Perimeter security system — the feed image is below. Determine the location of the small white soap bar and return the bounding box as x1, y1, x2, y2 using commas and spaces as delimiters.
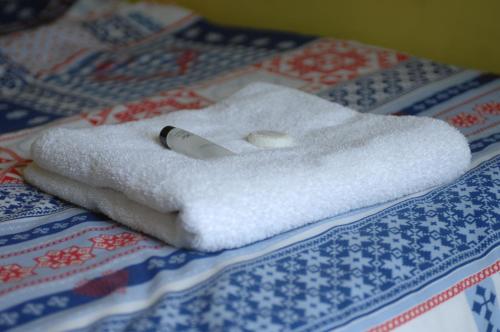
246, 130, 295, 148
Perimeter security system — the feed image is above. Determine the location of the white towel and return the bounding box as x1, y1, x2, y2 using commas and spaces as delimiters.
24, 83, 471, 251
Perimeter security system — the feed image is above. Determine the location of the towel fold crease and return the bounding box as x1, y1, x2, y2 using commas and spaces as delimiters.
24, 83, 471, 251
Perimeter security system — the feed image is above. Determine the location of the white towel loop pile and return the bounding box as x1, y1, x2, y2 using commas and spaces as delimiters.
25, 83, 471, 251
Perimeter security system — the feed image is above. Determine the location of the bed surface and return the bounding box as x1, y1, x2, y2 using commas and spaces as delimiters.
0, 2, 499, 331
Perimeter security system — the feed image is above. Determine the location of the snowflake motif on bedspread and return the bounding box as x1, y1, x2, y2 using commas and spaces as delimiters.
0, 15, 314, 133
40, 18, 315, 103
0, 3, 499, 331
319, 58, 460, 112
255, 38, 409, 90
0, 156, 497, 331
0, 184, 69, 222
42, 39, 284, 102
0, 11, 456, 133
466, 278, 500, 332
79, 158, 499, 332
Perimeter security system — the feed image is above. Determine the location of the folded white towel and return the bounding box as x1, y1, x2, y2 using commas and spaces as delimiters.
24, 83, 471, 251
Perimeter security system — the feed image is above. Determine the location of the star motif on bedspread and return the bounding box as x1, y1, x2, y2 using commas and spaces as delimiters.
90, 232, 143, 251
0, 264, 35, 283
35, 246, 94, 269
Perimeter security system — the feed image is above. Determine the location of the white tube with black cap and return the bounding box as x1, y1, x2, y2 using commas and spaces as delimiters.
159, 126, 235, 159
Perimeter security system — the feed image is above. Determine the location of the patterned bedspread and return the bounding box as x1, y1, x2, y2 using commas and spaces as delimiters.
0, 2, 499, 331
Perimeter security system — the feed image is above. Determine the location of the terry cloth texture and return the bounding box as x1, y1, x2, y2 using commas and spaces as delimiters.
24, 83, 471, 251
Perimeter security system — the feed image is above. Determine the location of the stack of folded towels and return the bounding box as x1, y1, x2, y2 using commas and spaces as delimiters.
24, 83, 471, 251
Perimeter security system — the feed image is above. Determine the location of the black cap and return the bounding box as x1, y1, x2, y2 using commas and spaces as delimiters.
159, 126, 176, 149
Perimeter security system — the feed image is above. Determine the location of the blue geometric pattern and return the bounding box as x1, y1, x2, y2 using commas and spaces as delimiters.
2, 155, 498, 331
126, 12, 163, 33
83, 12, 167, 44
394, 73, 498, 116
173, 19, 315, 51
0, 52, 106, 133
43, 36, 275, 101
0, 83, 106, 133
320, 58, 460, 112
0, 5, 499, 331
0, 211, 104, 247
471, 132, 500, 153
0, 15, 314, 133
82, 15, 148, 45
77, 157, 500, 332
466, 279, 500, 332
0, 184, 70, 222
42, 18, 314, 102
0, 99, 61, 133
0, 51, 30, 92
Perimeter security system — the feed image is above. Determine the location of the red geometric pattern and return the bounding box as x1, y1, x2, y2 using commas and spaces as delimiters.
113, 100, 164, 123
90, 232, 143, 251
255, 39, 409, 86
80, 107, 113, 126
369, 260, 500, 332
449, 112, 485, 128
0, 146, 31, 184
0, 5, 496, 328
434, 89, 500, 136
475, 101, 500, 116
0, 264, 35, 283
157, 89, 213, 110
81, 89, 212, 126
35, 246, 95, 269
113, 89, 211, 123
0, 229, 149, 286
92, 49, 198, 83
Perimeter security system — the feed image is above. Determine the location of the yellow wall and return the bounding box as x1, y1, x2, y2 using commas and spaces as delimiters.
164, 0, 499, 73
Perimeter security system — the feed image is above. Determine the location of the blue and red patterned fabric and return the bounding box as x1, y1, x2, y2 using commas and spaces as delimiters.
0, 2, 499, 331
